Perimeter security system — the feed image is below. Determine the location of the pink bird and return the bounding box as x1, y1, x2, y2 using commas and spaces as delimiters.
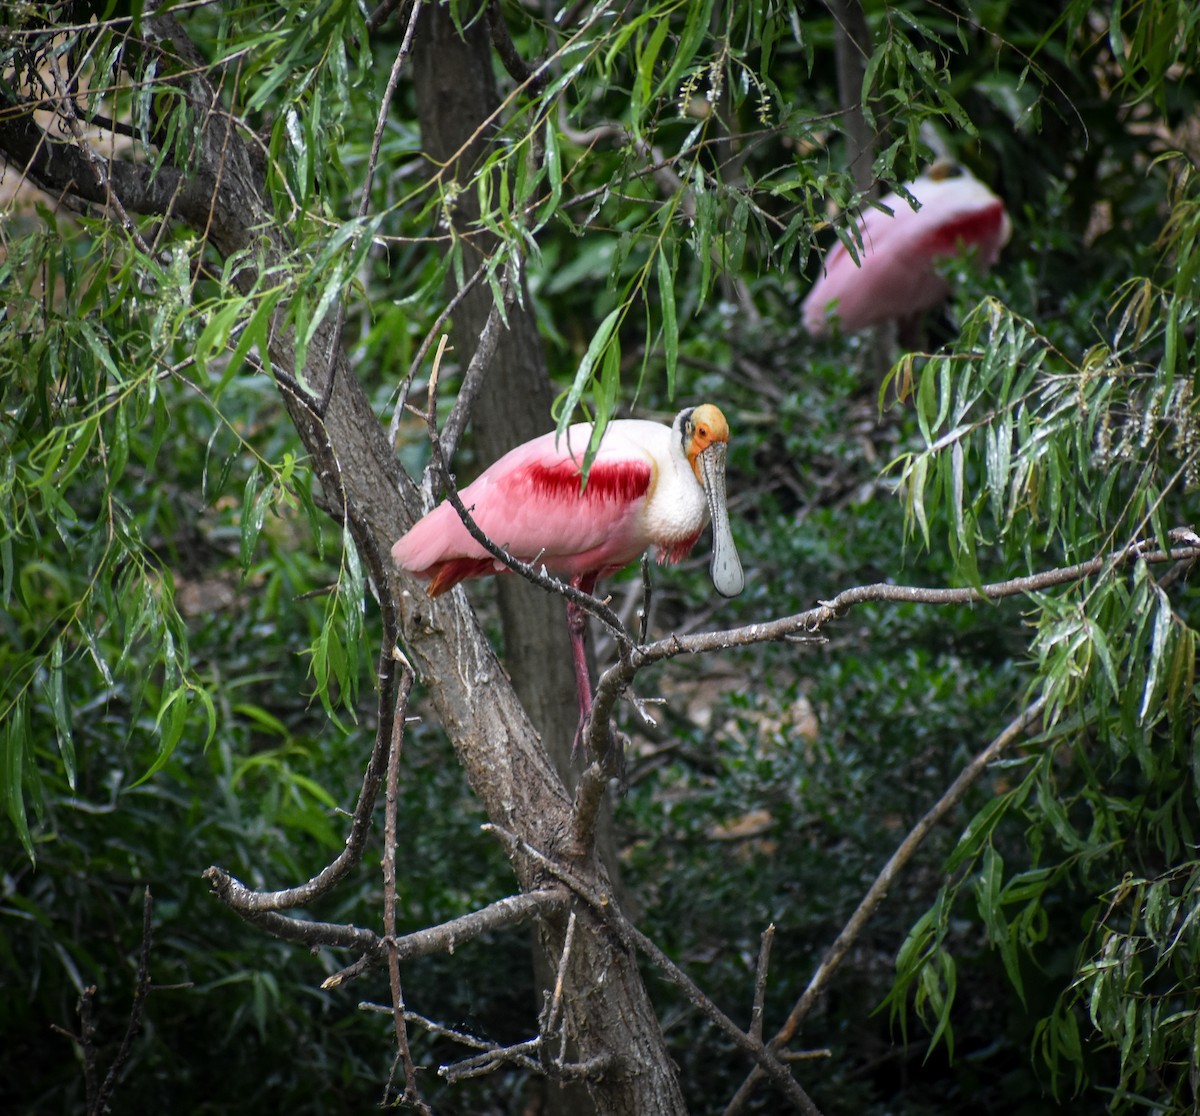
802, 159, 1011, 337
392, 404, 745, 736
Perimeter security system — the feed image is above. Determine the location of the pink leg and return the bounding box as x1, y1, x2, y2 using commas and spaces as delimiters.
567, 573, 598, 752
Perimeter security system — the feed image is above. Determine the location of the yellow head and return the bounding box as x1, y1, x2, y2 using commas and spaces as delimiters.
683, 403, 730, 484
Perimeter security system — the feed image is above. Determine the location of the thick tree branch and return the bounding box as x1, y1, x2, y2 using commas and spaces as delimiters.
0, 109, 212, 222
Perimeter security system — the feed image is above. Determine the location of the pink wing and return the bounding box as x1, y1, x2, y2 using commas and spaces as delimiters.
803, 172, 1010, 335
392, 432, 655, 595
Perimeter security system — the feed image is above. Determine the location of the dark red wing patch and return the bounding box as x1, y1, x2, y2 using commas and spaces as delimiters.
919, 201, 1007, 257
523, 458, 652, 503
426, 557, 497, 597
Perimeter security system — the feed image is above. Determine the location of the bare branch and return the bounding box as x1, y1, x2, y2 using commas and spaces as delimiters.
388, 260, 488, 448
321, 889, 569, 988
381, 659, 428, 1112
367, 0, 410, 33
92, 888, 156, 1115
587, 536, 1200, 753
546, 909, 577, 1065
55, 890, 159, 1116
315, 0, 425, 417
566, 762, 612, 858
78, 989, 100, 1111
484, 824, 822, 1114
203, 653, 396, 913
750, 923, 776, 1043
439, 267, 516, 461
486, 0, 548, 90
722, 697, 1049, 1115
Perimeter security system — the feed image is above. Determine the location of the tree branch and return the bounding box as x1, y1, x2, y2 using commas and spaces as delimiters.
53, 888, 159, 1116
438, 266, 515, 461
582, 534, 1200, 762
381, 657, 428, 1112
203, 646, 399, 913
723, 696, 1049, 1114
322, 889, 568, 988
486, 0, 548, 90
92, 888, 156, 1116
484, 824, 822, 1114
0, 108, 213, 223
316, 0, 425, 418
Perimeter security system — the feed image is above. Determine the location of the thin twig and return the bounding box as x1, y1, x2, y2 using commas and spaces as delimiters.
439, 267, 515, 461
78, 989, 100, 1111
203, 647, 396, 912
541, 907, 576, 1043
42, 59, 152, 255
316, 0, 424, 417
750, 923, 776, 1043
381, 661, 428, 1112
552, 909, 577, 1065
91, 888, 156, 1115
319, 889, 567, 988
388, 260, 488, 448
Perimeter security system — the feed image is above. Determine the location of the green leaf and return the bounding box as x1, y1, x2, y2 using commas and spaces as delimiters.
48, 639, 76, 791
240, 470, 266, 572
657, 248, 678, 399
557, 306, 622, 436
134, 687, 190, 787
2, 699, 34, 863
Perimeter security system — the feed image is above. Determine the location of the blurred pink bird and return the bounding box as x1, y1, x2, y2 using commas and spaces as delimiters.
802, 160, 1011, 337
392, 404, 744, 732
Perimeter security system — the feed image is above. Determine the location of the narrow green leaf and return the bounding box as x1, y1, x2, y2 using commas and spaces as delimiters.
557, 306, 622, 436
240, 471, 265, 572
2, 700, 34, 863
1140, 585, 1172, 724
49, 639, 76, 790
104, 403, 130, 496
657, 248, 678, 399
134, 687, 189, 786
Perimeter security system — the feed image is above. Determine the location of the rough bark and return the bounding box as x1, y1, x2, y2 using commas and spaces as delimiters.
407, 10, 630, 1111
408, 2, 584, 785
0, 8, 687, 1113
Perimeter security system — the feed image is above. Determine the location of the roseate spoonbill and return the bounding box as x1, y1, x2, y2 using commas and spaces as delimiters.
392, 404, 745, 736
802, 159, 1011, 337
